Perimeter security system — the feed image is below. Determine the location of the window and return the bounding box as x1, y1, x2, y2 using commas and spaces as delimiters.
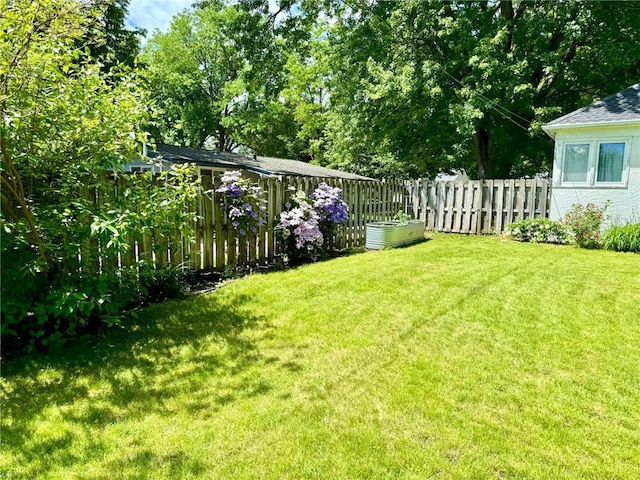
563, 143, 590, 183
596, 142, 625, 183
559, 139, 629, 187
130, 165, 153, 173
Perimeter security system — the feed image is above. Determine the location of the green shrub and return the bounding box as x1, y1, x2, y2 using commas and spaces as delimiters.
0, 271, 127, 352
563, 202, 609, 249
602, 223, 640, 253
505, 218, 569, 244
0, 261, 188, 356
1, 166, 201, 355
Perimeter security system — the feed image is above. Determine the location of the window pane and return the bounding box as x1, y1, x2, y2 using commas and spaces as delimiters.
597, 142, 625, 182
563, 144, 590, 182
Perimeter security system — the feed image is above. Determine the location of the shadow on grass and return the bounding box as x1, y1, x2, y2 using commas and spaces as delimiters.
1, 293, 280, 478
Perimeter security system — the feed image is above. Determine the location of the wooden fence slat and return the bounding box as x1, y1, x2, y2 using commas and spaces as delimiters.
453, 183, 464, 233
473, 181, 484, 234
516, 179, 526, 222
539, 178, 549, 219
426, 181, 436, 229
355, 181, 363, 246
275, 177, 284, 253
495, 180, 505, 234
486, 179, 495, 233
419, 180, 427, 224
201, 177, 214, 270
227, 222, 236, 268
528, 179, 537, 219
505, 179, 516, 226
443, 181, 454, 232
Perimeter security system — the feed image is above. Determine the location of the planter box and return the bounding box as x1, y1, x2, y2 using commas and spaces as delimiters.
365, 220, 425, 249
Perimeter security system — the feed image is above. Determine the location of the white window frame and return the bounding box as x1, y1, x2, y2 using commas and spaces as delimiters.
560, 142, 592, 187
558, 138, 630, 188
594, 140, 630, 187
130, 165, 154, 173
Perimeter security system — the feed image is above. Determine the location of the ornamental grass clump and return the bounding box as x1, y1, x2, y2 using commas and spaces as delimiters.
216, 171, 267, 235
602, 223, 640, 253
563, 202, 609, 249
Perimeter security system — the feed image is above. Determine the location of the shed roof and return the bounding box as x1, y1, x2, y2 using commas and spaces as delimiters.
150, 144, 374, 181
544, 83, 640, 130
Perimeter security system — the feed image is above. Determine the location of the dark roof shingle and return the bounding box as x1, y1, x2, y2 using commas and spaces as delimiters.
545, 83, 640, 128
151, 144, 374, 181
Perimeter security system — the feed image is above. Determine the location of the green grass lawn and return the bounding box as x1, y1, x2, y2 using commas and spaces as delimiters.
2, 234, 640, 479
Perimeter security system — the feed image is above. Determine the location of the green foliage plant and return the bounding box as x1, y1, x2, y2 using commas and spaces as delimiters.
563, 202, 609, 249
0, 1, 201, 353
602, 223, 640, 253
393, 210, 413, 224
506, 218, 569, 244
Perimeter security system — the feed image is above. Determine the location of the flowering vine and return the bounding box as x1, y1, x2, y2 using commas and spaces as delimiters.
277, 183, 349, 264
311, 183, 349, 225
216, 171, 266, 235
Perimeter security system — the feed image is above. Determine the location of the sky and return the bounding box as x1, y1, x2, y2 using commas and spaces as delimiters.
125, 0, 193, 38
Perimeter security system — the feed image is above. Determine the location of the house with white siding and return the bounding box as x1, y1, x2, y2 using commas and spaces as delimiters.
542, 84, 640, 225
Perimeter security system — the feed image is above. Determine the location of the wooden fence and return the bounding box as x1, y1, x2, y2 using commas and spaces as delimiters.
404, 178, 551, 234
119, 175, 406, 272
48, 175, 549, 273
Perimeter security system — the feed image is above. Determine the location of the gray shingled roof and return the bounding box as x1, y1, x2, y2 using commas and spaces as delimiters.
545, 83, 640, 128
150, 144, 374, 181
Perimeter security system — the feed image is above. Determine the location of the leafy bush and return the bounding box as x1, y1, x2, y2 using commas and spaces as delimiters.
0, 2, 204, 356
505, 218, 569, 244
563, 202, 609, 249
602, 223, 640, 253
1, 168, 201, 354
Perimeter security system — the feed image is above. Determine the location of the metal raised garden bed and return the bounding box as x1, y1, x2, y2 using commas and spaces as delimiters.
365, 220, 425, 249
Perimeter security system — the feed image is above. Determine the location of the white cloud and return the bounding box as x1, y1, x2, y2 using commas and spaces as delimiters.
125, 0, 193, 37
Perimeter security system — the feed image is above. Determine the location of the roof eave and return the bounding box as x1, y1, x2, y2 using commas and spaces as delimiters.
542, 119, 640, 139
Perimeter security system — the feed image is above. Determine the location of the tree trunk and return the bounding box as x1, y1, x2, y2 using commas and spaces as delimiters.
474, 125, 490, 180
500, 0, 514, 52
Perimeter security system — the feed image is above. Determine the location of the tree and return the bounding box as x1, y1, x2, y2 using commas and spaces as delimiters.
317, 0, 640, 178
85, 0, 144, 70
142, 0, 309, 157
280, 34, 333, 163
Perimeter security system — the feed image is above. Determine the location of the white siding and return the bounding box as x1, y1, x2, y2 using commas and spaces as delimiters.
550, 124, 640, 225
